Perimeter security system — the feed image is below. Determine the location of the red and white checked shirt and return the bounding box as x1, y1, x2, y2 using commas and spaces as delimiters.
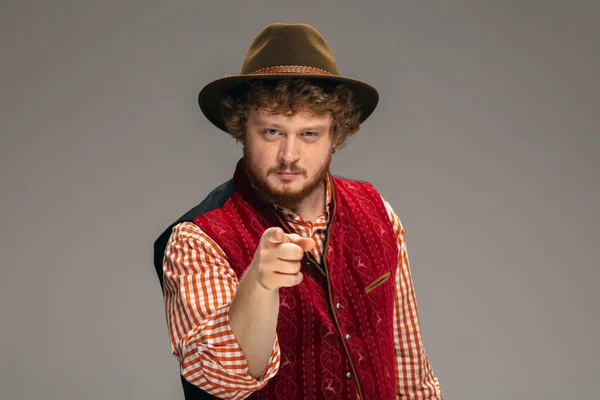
162, 178, 442, 399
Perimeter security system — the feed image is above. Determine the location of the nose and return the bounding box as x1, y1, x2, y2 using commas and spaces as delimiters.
278, 135, 300, 165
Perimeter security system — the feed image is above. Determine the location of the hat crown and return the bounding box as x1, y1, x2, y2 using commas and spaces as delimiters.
198, 23, 378, 133
241, 23, 339, 75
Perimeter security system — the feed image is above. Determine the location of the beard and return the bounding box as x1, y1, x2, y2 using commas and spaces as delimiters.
243, 146, 332, 210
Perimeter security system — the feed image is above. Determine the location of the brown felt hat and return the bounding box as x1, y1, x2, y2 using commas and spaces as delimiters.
198, 23, 379, 133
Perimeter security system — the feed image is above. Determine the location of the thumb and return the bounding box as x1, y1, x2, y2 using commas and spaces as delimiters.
287, 234, 316, 252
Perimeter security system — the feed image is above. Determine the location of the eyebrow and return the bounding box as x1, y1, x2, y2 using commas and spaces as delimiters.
255, 122, 330, 131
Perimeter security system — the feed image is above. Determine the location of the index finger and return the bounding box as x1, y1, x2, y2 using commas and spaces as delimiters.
263, 227, 287, 245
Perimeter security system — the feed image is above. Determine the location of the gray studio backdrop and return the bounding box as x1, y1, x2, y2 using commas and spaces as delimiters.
1, 1, 598, 399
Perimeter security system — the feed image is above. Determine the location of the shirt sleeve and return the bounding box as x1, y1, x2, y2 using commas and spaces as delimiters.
381, 197, 443, 399
162, 221, 281, 400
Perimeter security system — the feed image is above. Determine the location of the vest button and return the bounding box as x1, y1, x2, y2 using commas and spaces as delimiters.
345, 333, 351, 340
345, 371, 352, 379
335, 302, 342, 310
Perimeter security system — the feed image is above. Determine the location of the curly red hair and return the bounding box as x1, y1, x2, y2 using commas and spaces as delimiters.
220, 79, 361, 149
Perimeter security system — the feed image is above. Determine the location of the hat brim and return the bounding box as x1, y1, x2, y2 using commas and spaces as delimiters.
198, 74, 379, 134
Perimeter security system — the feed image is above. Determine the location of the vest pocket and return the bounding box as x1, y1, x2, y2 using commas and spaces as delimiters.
364, 271, 391, 294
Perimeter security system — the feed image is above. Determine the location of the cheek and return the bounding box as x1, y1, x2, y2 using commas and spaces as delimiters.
309, 148, 330, 163
248, 144, 276, 167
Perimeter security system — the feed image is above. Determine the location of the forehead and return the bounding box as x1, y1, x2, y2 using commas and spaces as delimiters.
248, 107, 333, 126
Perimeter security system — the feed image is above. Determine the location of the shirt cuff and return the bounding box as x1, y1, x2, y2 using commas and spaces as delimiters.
181, 302, 281, 396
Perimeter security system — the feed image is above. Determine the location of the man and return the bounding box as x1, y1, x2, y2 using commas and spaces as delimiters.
153, 23, 442, 399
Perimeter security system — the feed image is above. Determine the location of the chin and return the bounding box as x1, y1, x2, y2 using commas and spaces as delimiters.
270, 176, 302, 187
270, 184, 302, 197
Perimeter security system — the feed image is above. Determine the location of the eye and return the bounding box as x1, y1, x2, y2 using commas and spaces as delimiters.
263, 129, 281, 136
302, 131, 319, 138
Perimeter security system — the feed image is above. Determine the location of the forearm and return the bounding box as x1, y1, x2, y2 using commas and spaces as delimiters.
163, 222, 281, 398
229, 266, 280, 379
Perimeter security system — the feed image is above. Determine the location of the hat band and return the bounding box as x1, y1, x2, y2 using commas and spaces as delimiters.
247, 65, 335, 76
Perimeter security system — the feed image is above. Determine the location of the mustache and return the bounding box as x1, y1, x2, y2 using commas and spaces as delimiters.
268, 164, 307, 176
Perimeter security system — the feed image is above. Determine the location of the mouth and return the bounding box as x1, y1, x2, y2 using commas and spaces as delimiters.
275, 172, 301, 179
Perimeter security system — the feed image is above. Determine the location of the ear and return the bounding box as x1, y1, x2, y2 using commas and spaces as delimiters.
331, 137, 339, 152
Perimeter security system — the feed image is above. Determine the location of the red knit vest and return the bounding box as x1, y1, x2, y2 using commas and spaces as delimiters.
193, 164, 398, 399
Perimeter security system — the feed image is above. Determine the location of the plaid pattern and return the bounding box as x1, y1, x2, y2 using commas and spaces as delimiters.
162, 179, 441, 399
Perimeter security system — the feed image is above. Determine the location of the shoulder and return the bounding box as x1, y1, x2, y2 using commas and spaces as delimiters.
166, 221, 228, 262
331, 174, 378, 193
332, 175, 403, 231
168, 221, 208, 242
178, 179, 235, 222
155, 179, 234, 244
379, 196, 404, 234
153, 180, 234, 283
